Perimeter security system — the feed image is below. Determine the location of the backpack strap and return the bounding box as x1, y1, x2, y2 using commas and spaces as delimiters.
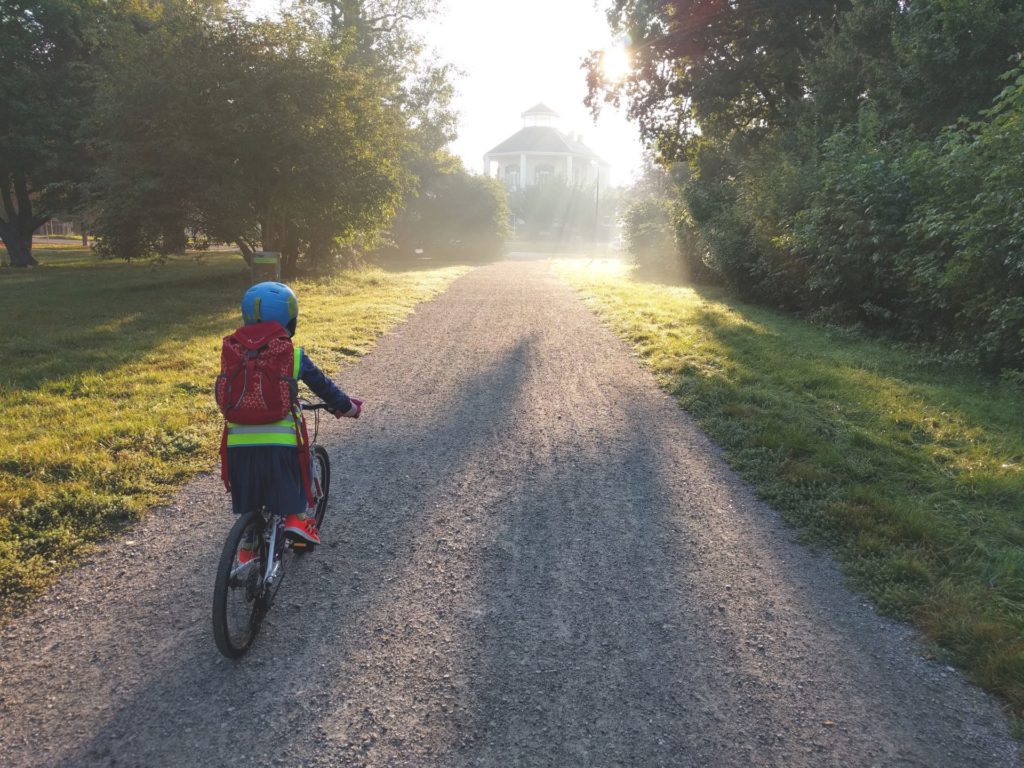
293, 408, 315, 507
291, 346, 314, 507
220, 424, 231, 493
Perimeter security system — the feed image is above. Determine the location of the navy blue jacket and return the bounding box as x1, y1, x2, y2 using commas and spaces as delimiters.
298, 349, 352, 414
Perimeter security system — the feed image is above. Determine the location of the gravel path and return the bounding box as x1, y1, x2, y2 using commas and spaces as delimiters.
0, 261, 1018, 767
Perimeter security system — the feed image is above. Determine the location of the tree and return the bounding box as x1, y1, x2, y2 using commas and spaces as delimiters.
303, 0, 455, 169
592, 0, 1024, 369
0, 0, 106, 266
85, 0, 457, 272
809, 0, 1024, 136
587, 0, 850, 159
88, 4, 409, 274
307, 0, 458, 208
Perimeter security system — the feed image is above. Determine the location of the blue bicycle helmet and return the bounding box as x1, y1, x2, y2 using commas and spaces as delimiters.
241, 282, 299, 336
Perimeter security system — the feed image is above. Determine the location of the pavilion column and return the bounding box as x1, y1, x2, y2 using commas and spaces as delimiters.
565, 154, 572, 183
520, 153, 527, 189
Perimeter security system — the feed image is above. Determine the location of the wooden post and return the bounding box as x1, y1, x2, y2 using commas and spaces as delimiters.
251, 251, 281, 284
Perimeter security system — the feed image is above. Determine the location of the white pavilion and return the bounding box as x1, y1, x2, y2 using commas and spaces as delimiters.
483, 104, 610, 191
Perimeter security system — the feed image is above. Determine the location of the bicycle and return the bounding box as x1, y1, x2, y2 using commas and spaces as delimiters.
212, 401, 332, 658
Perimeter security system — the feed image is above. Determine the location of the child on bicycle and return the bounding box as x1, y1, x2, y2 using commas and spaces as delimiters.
221, 281, 361, 553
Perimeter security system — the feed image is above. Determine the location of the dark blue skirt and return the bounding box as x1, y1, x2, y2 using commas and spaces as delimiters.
227, 446, 306, 517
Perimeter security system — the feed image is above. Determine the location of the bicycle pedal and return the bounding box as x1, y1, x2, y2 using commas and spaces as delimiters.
291, 541, 308, 549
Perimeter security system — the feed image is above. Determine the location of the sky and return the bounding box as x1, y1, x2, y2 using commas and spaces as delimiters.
415, 0, 644, 185
245, 0, 645, 186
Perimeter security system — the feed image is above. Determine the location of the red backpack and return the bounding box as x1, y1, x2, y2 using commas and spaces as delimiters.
215, 321, 298, 424
215, 321, 315, 506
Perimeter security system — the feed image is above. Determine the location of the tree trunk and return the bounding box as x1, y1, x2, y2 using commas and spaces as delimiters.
306, 230, 333, 272
160, 227, 188, 256
259, 209, 299, 278
284, 218, 303, 278
0, 172, 42, 267
235, 238, 255, 266
0, 231, 37, 267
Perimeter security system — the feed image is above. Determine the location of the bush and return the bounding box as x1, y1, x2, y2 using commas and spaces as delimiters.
387, 160, 509, 262
683, 171, 752, 292
792, 115, 919, 329
683, 72, 1024, 372
91, 213, 161, 262
887, 66, 1024, 370
623, 198, 676, 275
734, 128, 819, 309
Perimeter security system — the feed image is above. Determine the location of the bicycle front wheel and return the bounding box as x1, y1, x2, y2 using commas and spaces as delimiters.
212, 511, 266, 658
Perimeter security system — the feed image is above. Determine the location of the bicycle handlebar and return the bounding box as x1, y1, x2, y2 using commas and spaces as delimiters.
300, 402, 331, 411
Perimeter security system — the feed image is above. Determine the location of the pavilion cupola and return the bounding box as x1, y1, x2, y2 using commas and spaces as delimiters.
521, 103, 560, 128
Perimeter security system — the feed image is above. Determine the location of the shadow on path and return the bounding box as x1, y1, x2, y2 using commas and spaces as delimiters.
59, 338, 533, 767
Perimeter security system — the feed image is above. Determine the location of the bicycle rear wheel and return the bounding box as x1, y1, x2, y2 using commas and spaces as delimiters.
212, 511, 267, 658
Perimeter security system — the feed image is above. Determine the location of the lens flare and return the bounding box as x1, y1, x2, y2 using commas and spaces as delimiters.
601, 43, 631, 83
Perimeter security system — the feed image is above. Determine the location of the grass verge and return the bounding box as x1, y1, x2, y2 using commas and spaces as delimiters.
0, 248, 468, 615
556, 258, 1024, 716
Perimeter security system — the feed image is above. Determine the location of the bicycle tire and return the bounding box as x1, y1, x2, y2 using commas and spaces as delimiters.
311, 445, 331, 529
296, 446, 331, 555
212, 511, 266, 658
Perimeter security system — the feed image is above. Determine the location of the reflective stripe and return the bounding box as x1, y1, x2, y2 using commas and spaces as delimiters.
227, 415, 299, 447
228, 425, 294, 435
294, 347, 302, 378
227, 432, 298, 447
227, 417, 294, 429
262, 417, 296, 428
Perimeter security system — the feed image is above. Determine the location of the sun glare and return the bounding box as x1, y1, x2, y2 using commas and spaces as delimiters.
601, 43, 631, 83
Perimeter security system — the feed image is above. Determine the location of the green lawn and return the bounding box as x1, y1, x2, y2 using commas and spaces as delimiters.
557, 259, 1024, 716
0, 248, 468, 615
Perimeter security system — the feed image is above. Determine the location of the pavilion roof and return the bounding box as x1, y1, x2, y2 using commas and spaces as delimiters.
521, 102, 560, 119
485, 126, 606, 162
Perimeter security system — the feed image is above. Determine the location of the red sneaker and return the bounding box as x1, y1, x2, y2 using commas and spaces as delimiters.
283, 514, 320, 545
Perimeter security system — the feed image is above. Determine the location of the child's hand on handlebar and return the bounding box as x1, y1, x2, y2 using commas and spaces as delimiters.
335, 397, 362, 419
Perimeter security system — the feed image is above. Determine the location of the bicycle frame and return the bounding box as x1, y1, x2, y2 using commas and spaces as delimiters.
257, 402, 326, 594
214, 397, 335, 658
262, 513, 285, 591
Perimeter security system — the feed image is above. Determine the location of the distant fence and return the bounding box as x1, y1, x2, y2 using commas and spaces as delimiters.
36, 218, 84, 238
